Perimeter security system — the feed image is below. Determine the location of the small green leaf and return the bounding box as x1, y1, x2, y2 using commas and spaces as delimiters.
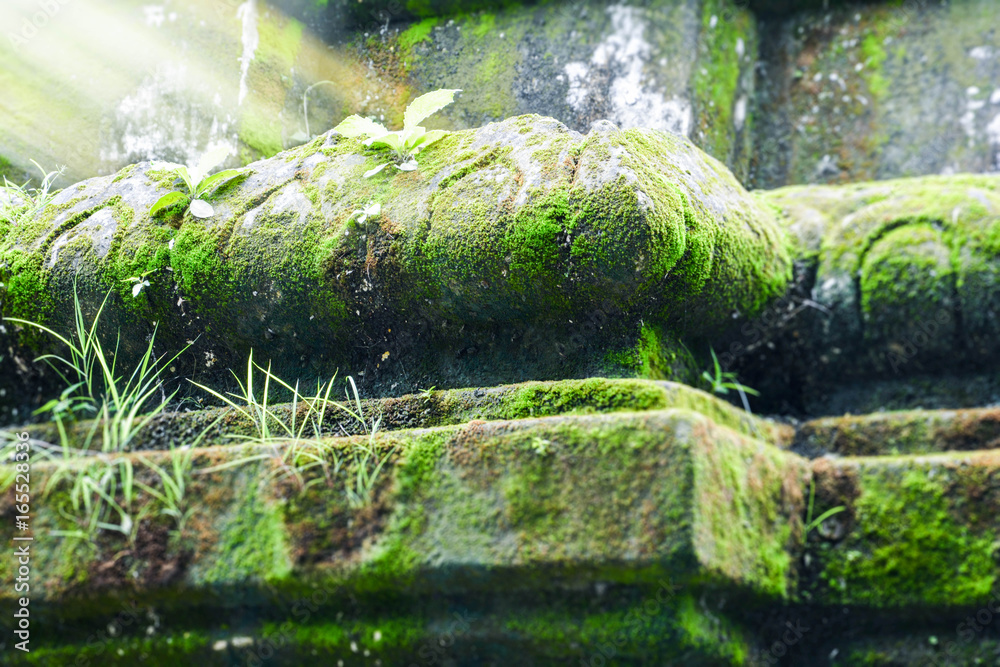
409, 129, 448, 152
367, 132, 403, 152
195, 169, 245, 198
363, 163, 390, 178
399, 125, 426, 147
189, 146, 233, 184
403, 89, 461, 131
334, 115, 389, 139
149, 192, 189, 217
174, 166, 195, 195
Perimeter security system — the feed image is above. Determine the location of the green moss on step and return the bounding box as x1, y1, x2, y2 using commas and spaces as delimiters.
817, 458, 999, 607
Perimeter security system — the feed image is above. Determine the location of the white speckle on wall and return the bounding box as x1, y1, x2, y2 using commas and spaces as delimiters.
734, 95, 747, 131
237, 0, 259, 106
100, 65, 238, 170
563, 61, 590, 110
987, 113, 1000, 170
969, 46, 994, 60
564, 5, 691, 136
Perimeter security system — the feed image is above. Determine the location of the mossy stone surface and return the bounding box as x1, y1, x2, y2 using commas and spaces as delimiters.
808, 452, 1000, 608
754, 0, 1000, 188
0, 409, 807, 618
0, 114, 792, 405
2, 377, 794, 453
727, 175, 1000, 415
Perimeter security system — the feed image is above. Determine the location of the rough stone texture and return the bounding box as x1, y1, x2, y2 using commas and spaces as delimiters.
0, 408, 807, 665
808, 451, 1000, 609
795, 406, 1000, 458
0, 114, 792, 419
719, 174, 1000, 416
388, 0, 759, 180
2, 378, 793, 453
754, 0, 1000, 188
6, 379, 1000, 664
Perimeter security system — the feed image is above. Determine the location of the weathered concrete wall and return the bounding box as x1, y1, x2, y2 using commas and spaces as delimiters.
753, 0, 1000, 188
389, 0, 759, 180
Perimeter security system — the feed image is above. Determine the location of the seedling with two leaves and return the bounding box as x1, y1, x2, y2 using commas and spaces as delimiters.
334, 89, 460, 178
149, 146, 245, 219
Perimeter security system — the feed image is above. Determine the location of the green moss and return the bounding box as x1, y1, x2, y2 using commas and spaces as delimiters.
169, 221, 236, 308
472, 12, 495, 38
505, 188, 567, 294
240, 104, 285, 159
693, 0, 754, 169
198, 468, 293, 584
859, 222, 954, 346
397, 17, 438, 60
471, 50, 516, 118
675, 593, 749, 664
0, 154, 28, 183
238, 15, 304, 159
818, 463, 998, 607
15, 630, 215, 666
861, 31, 888, 101
102, 196, 176, 311
691, 418, 801, 598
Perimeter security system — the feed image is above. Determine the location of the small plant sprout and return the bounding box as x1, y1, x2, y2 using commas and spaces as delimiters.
137, 444, 197, 536
149, 145, 245, 219
47, 456, 143, 546
530, 436, 552, 457
702, 347, 760, 417
0, 160, 65, 225
6, 284, 190, 453
125, 269, 158, 298
804, 477, 847, 537
334, 88, 461, 178
349, 201, 381, 224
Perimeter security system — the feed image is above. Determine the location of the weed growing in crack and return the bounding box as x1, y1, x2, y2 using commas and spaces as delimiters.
194, 359, 395, 508
0, 160, 64, 225
5, 284, 189, 453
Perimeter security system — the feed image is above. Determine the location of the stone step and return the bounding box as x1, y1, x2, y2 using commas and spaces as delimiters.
796, 406, 1000, 458
805, 449, 1000, 610
6, 388, 1000, 662
3, 377, 791, 453
0, 409, 806, 622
